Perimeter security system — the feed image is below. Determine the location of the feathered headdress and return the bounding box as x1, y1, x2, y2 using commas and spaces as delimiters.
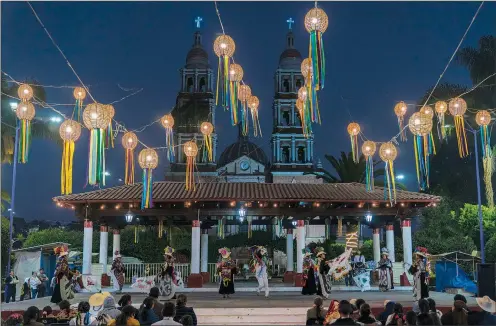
164, 246, 175, 257
218, 247, 231, 259
302, 248, 313, 257
381, 247, 389, 255
53, 245, 69, 257
114, 250, 121, 258
249, 245, 267, 255
315, 247, 326, 258
414, 246, 429, 257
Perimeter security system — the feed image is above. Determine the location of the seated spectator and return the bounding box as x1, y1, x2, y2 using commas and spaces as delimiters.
152, 302, 182, 325
418, 299, 440, 325
378, 301, 395, 326
20, 277, 30, 301
69, 301, 96, 326
111, 305, 139, 326
405, 311, 417, 326
139, 297, 161, 325
324, 300, 340, 325
307, 297, 328, 325
57, 299, 77, 321
441, 299, 468, 325
331, 300, 358, 325
473, 295, 496, 325
174, 294, 197, 326
357, 304, 380, 326
23, 306, 44, 326
4, 313, 23, 326
180, 315, 194, 326
355, 299, 366, 311
385, 303, 405, 325
416, 313, 434, 325
98, 295, 121, 319
349, 299, 360, 321
145, 287, 164, 319
41, 306, 57, 325
427, 298, 442, 319
118, 294, 132, 310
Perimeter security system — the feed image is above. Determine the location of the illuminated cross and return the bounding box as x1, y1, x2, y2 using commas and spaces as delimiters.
287, 17, 294, 30
195, 16, 203, 29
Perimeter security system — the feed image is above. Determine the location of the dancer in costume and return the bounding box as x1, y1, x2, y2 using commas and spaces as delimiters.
110, 251, 125, 293
155, 246, 181, 300
250, 245, 270, 297
409, 247, 430, 300
378, 248, 394, 292
315, 247, 332, 299
301, 249, 318, 295
217, 247, 237, 298
51, 245, 74, 304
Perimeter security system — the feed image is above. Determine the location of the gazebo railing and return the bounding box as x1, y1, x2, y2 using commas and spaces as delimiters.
123, 263, 190, 284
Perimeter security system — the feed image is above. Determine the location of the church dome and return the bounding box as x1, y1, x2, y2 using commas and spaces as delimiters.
278, 31, 302, 69
185, 31, 209, 69
217, 127, 269, 168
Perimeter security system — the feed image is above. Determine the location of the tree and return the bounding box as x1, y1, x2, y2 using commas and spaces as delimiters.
1, 76, 60, 163
23, 228, 85, 250
485, 234, 496, 263
311, 152, 383, 183
456, 203, 496, 249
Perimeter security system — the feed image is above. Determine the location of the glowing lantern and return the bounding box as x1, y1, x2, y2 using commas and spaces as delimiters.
16, 102, 36, 164
420, 105, 434, 118
59, 120, 82, 195
347, 122, 361, 163
213, 34, 236, 109
103, 104, 115, 149
304, 7, 328, 90
161, 114, 175, 162
183, 141, 199, 191
17, 84, 34, 102
138, 148, 158, 209
247, 95, 261, 137
476, 110, 494, 207
435, 101, 448, 141
228, 63, 243, 125
200, 122, 214, 162
448, 97, 468, 157
394, 101, 408, 142
301, 58, 320, 124
297, 89, 312, 137
379, 142, 398, 204
73, 87, 86, 122
83, 102, 111, 186
408, 112, 435, 191
298, 87, 308, 101
238, 85, 252, 136
361, 140, 376, 191
122, 132, 138, 185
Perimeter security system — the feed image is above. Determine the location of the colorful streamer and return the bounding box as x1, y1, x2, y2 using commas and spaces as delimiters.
383, 161, 396, 204
250, 108, 262, 137
365, 155, 374, 192
141, 168, 153, 209
87, 129, 106, 186
61, 140, 75, 195
309, 30, 325, 91
18, 119, 32, 164
454, 116, 469, 158
217, 218, 224, 239
229, 79, 239, 125
165, 127, 175, 163
125, 148, 135, 185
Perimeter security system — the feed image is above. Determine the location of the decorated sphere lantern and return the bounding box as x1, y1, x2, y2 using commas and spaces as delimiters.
238, 84, 252, 103
248, 95, 261, 137
59, 120, 82, 195
476, 110, 493, 162
161, 113, 175, 162
394, 101, 408, 141
83, 102, 109, 129
16, 102, 36, 164
420, 105, 434, 118
476, 110, 491, 127
200, 121, 214, 162
379, 142, 397, 163
435, 101, 448, 141
379, 142, 398, 204
409, 112, 435, 191
301, 57, 320, 124
449, 97, 468, 157
238, 84, 252, 136
73, 86, 87, 122
361, 140, 376, 157
184, 141, 199, 191
17, 84, 34, 102
301, 58, 313, 80
213, 34, 236, 109
298, 86, 308, 101
361, 140, 377, 191
304, 7, 328, 91
103, 104, 115, 148
347, 122, 361, 163
16, 102, 36, 121
408, 112, 433, 136
304, 7, 329, 33
229, 63, 243, 82
138, 148, 159, 209
435, 101, 447, 114
122, 131, 138, 185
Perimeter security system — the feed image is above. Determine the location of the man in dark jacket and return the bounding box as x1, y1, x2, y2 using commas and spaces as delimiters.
173, 294, 197, 326
5, 270, 19, 303
145, 287, 164, 319
331, 301, 358, 325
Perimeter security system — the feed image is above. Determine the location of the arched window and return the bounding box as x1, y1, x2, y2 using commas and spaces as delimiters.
186, 77, 194, 92
199, 77, 206, 92
282, 147, 290, 163
295, 110, 302, 126
297, 147, 305, 163
296, 78, 302, 89
283, 79, 290, 92
282, 110, 290, 126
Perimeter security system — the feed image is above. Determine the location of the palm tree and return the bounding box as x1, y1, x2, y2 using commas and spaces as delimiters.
1, 76, 60, 163
1, 191, 10, 213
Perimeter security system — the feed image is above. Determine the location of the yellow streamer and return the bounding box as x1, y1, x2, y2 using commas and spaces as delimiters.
61, 140, 75, 195
186, 156, 196, 191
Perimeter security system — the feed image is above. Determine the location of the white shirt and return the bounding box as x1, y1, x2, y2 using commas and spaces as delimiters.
29, 276, 41, 288
353, 255, 365, 263
152, 317, 182, 325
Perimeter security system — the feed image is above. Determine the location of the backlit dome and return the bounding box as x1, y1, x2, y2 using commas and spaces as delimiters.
185, 31, 209, 69
278, 31, 302, 69
217, 125, 268, 168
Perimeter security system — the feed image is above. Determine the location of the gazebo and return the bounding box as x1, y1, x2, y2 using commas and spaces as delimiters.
54, 181, 440, 287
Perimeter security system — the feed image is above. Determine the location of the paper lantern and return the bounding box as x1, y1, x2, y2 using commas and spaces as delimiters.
379, 142, 397, 204
228, 63, 244, 125
59, 120, 82, 195
476, 110, 494, 207
408, 112, 432, 136
238, 85, 252, 102
16, 102, 36, 164
73, 87, 86, 101
138, 148, 158, 209
248, 95, 261, 137
72, 87, 86, 122
122, 132, 138, 185
213, 34, 236, 109
449, 98, 468, 157
304, 7, 328, 92
301, 58, 313, 80
435, 101, 448, 141
409, 113, 435, 191
238, 85, 252, 136
347, 122, 361, 163
420, 105, 434, 118
184, 141, 198, 191
17, 84, 33, 102
83, 102, 109, 186
296, 98, 311, 138
200, 122, 214, 162
394, 101, 408, 142
229, 63, 243, 82
301, 58, 320, 124
298, 87, 308, 101
476, 110, 491, 127
161, 114, 175, 162
361, 140, 376, 191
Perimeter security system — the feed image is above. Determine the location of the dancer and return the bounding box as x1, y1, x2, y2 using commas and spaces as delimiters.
110, 251, 125, 293
51, 245, 74, 304
217, 247, 237, 298
409, 247, 430, 300
378, 248, 394, 292
315, 247, 332, 299
301, 249, 318, 295
155, 246, 179, 300
250, 245, 270, 297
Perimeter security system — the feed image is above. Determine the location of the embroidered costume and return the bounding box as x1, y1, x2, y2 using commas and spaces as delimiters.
51, 245, 74, 304
301, 249, 318, 295
378, 247, 394, 292
250, 245, 270, 297
110, 251, 125, 293
217, 247, 237, 298
409, 246, 430, 300
315, 247, 332, 299
155, 246, 181, 299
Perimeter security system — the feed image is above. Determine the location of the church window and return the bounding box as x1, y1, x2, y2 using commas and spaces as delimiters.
199, 77, 206, 92
297, 147, 305, 163
282, 110, 290, 126
283, 78, 290, 92
282, 147, 290, 163
295, 109, 302, 126
186, 77, 194, 92
296, 78, 302, 89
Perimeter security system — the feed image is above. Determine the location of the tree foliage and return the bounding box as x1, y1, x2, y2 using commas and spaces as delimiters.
485, 234, 496, 263
456, 204, 496, 249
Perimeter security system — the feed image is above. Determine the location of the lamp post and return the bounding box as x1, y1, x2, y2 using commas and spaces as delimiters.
6, 120, 20, 274
471, 128, 485, 263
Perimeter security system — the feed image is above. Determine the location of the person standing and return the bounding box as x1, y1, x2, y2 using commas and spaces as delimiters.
110, 251, 125, 293
155, 246, 179, 300
51, 245, 74, 304
250, 245, 270, 298
378, 248, 393, 292
5, 270, 19, 303
409, 247, 430, 301
315, 247, 332, 299
217, 247, 237, 299
29, 272, 41, 299
301, 250, 318, 295
37, 268, 48, 298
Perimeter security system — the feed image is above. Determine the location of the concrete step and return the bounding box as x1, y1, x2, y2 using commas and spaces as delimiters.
196, 308, 306, 325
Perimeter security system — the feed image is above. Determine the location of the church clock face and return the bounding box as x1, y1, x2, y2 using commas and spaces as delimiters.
240, 160, 250, 171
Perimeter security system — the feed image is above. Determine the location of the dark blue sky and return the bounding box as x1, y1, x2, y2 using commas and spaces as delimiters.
2, 1, 494, 222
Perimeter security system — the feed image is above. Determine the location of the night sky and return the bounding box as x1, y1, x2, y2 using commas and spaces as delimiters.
2, 1, 494, 223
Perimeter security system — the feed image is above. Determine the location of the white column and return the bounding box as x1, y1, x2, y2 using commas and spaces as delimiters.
112, 229, 121, 261
372, 228, 381, 263
286, 228, 294, 272
402, 219, 413, 267
296, 220, 305, 273
200, 228, 208, 273
386, 224, 396, 262
99, 225, 109, 272
191, 220, 201, 274
83, 220, 93, 275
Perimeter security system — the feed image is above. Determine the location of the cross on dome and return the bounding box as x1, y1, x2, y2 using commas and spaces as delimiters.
195, 16, 203, 29
287, 17, 294, 30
